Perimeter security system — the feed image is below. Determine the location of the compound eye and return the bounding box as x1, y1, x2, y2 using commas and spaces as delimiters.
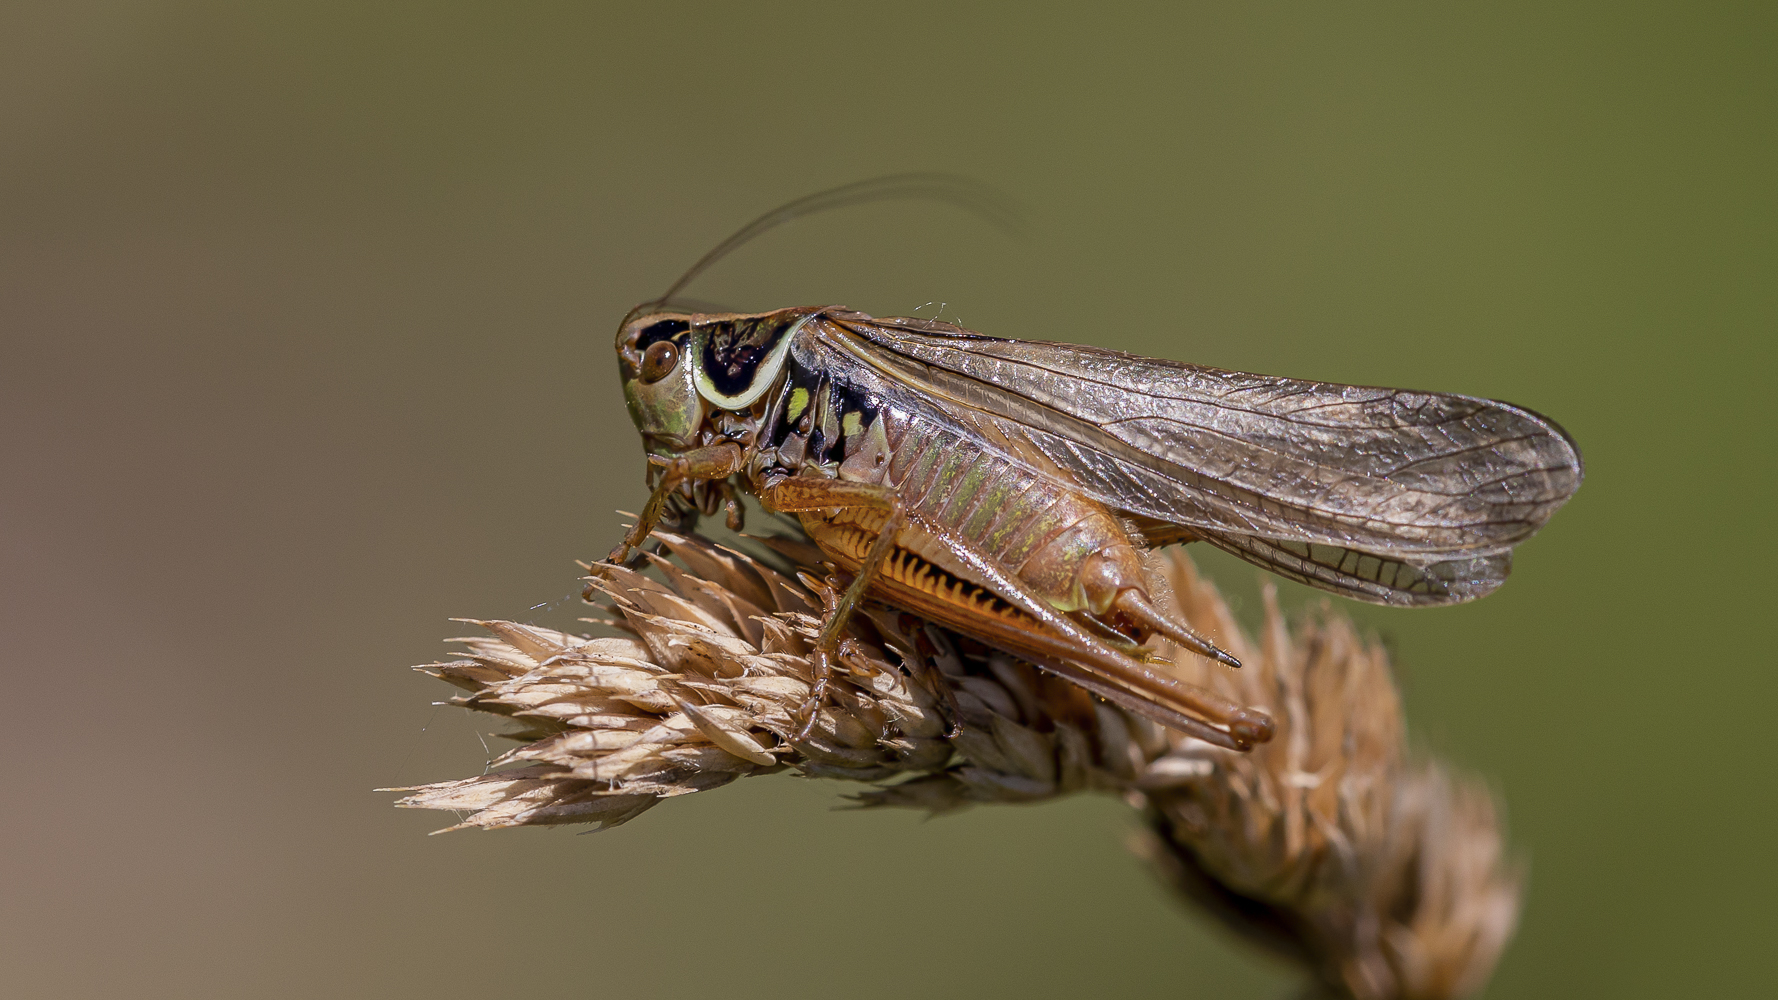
640, 339, 680, 384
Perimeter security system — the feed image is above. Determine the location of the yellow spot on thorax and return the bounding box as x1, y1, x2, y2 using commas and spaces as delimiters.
787, 387, 810, 421
841, 411, 862, 438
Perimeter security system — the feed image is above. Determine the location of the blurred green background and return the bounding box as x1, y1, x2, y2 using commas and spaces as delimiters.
3, 3, 1771, 998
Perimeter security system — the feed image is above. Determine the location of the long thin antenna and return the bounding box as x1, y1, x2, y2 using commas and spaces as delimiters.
626, 173, 1022, 326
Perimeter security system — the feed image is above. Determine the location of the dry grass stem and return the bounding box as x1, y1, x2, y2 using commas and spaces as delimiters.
384, 530, 1520, 999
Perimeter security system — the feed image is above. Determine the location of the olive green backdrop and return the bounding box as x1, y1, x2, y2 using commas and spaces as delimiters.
3, 4, 1771, 998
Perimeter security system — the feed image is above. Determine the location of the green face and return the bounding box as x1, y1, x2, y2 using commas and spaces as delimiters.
616, 314, 704, 459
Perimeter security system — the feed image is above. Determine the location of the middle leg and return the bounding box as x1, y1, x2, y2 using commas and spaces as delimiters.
757, 476, 907, 740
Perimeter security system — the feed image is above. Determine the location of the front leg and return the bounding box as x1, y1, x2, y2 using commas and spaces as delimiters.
757, 476, 906, 741
607, 443, 745, 566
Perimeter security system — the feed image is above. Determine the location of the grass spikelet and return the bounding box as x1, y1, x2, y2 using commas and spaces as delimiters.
383, 529, 1520, 998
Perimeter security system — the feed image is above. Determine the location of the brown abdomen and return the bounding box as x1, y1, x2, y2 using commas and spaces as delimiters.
841, 411, 1145, 614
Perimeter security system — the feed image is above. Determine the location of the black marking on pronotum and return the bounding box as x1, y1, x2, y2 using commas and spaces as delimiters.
807, 381, 838, 462
830, 378, 884, 461
768, 358, 824, 451
700, 315, 798, 399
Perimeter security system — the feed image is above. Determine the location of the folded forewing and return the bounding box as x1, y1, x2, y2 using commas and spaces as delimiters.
824, 312, 1582, 573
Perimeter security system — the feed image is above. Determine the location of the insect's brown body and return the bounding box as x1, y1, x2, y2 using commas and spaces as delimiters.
783, 380, 1176, 708
610, 298, 1582, 752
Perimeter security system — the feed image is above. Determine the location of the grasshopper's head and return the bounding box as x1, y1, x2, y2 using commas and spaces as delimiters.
616, 307, 819, 463
616, 312, 705, 463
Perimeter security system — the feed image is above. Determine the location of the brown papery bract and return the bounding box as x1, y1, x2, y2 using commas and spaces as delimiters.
383, 529, 1519, 1000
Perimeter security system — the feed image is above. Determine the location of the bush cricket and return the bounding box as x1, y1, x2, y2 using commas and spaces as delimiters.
605, 177, 1583, 751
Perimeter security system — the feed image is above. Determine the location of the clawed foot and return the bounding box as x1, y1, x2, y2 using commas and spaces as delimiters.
792, 647, 832, 743
792, 639, 867, 742
603, 539, 658, 572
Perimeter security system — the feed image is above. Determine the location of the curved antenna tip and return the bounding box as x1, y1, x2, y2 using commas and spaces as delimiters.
645, 173, 1024, 312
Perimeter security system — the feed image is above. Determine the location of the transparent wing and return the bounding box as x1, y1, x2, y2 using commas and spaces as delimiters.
1202, 534, 1515, 607
822, 312, 1582, 607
